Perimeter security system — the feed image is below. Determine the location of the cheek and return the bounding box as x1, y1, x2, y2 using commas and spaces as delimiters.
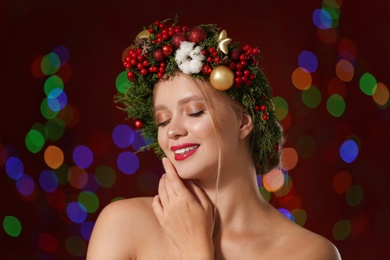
157, 128, 168, 152
190, 118, 215, 140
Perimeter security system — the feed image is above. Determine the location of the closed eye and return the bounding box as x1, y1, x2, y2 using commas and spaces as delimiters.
189, 110, 205, 117
157, 119, 170, 127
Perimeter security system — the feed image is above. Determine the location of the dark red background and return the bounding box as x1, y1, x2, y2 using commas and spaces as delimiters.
1, 0, 390, 259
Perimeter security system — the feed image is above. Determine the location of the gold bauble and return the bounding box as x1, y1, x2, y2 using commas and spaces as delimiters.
135, 30, 151, 40
210, 66, 234, 90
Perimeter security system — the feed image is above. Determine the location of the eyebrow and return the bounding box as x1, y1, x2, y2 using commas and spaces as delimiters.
154, 95, 205, 111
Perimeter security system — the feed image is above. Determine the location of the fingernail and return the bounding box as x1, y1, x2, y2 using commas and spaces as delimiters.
162, 157, 168, 164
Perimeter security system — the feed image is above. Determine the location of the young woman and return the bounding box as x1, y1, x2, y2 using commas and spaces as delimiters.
87, 18, 341, 259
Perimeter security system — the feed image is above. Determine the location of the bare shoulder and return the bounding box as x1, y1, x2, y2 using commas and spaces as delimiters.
86, 197, 156, 260
281, 220, 341, 260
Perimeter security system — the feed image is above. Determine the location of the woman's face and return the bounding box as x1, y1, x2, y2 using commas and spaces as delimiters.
154, 73, 240, 180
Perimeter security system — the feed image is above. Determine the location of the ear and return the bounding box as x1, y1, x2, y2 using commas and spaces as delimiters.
239, 112, 254, 139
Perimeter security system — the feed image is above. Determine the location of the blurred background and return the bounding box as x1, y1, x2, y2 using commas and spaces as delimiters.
1, 0, 389, 259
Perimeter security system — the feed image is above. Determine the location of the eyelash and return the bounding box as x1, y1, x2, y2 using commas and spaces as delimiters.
157, 110, 205, 127
189, 110, 205, 117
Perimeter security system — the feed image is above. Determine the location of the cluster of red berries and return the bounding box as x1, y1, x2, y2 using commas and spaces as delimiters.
148, 20, 189, 45
254, 95, 270, 121
228, 45, 260, 88
124, 48, 167, 81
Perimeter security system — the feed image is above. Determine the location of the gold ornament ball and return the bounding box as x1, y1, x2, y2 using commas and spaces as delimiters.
136, 30, 151, 40
210, 66, 234, 90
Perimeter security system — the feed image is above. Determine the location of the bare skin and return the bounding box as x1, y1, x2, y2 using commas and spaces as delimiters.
87, 73, 341, 259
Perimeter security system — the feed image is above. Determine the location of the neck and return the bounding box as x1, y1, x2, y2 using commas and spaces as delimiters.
196, 161, 267, 234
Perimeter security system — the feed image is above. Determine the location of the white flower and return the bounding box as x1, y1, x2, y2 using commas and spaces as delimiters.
175, 41, 205, 74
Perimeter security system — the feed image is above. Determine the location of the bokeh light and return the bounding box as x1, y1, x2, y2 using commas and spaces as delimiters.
278, 208, 295, 221
72, 145, 94, 169
16, 174, 35, 196
292, 67, 312, 90
66, 202, 87, 224
302, 85, 321, 108
44, 75, 64, 96
78, 191, 99, 213
339, 139, 359, 163
52, 45, 70, 66
81, 222, 95, 241
312, 8, 332, 29
359, 72, 377, 96
39, 170, 59, 193
117, 151, 140, 175
372, 82, 389, 108
333, 219, 351, 240
116, 70, 131, 94
298, 50, 318, 73
95, 165, 116, 188
68, 166, 88, 189
3, 216, 22, 237
273, 96, 289, 121
326, 94, 345, 117
44, 145, 64, 169
345, 185, 364, 207
335, 59, 354, 82
291, 209, 307, 226
5, 156, 24, 180
112, 124, 135, 148
25, 128, 46, 153
46, 118, 65, 141
263, 168, 285, 192
41, 52, 61, 75
281, 147, 298, 171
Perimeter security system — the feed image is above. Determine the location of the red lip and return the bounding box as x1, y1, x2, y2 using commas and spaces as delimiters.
170, 143, 199, 161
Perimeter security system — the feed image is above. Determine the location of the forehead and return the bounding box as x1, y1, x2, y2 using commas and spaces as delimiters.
154, 73, 204, 103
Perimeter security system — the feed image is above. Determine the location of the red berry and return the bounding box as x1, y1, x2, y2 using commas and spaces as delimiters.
140, 68, 148, 75
148, 28, 154, 34
261, 105, 267, 111
135, 120, 144, 129
127, 71, 134, 79
142, 60, 149, 67
244, 70, 251, 76
137, 55, 144, 61
157, 72, 164, 78
262, 114, 269, 120
255, 105, 261, 111
202, 64, 212, 74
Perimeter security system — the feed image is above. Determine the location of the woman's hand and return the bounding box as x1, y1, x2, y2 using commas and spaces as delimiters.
152, 157, 214, 259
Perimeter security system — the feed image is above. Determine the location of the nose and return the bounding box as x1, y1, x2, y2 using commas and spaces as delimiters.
166, 117, 187, 139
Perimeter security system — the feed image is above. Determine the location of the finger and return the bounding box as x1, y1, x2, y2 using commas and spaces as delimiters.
158, 174, 169, 204
164, 172, 177, 197
162, 157, 188, 195
152, 195, 164, 220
